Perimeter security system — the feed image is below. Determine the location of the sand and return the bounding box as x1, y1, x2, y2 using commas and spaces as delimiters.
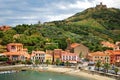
40, 65, 116, 80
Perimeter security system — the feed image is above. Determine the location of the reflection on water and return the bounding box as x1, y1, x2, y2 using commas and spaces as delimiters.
0, 71, 93, 80
49, 78, 52, 80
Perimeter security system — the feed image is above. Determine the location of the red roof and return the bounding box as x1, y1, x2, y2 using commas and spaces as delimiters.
7, 43, 23, 46
101, 41, 116, 48
3, 51, 30, 58
61, 51, 78, 56
106, 50, 120, 55
70, 43, 80, 48
89, 51, 111, 57
31, 51, 45, 57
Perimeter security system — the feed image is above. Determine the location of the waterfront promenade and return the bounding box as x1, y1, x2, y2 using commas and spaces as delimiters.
0, 65, 116, 80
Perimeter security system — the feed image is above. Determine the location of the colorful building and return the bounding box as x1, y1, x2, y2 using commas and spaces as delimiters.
3, 43, 30, 61
101, 41, 117, 50
0, 25, 11, 31
45, 53, 53, 64
88, 51, 110, 64
31, 51, 46, 63
7, 43, 23, 52
67, 43, 89, 58
53, 49, 62, 63
46, 50, 53, 63
106, 50, 120, 65
61, 51, 79, 64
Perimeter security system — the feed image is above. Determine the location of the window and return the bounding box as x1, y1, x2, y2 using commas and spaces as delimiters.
95, 56, 97, 58
63, 56, 65, 60
66, 56, 68, 60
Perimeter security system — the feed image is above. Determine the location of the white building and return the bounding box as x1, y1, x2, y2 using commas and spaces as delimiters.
31, 51, 46, 63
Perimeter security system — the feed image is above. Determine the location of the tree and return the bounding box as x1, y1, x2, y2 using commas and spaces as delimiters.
0, 56, 9, 61
4, 29, 16, 36
46, 60, 50, 66
103, 63, 110, 73
35, 60, 40, 66
114, 67, 119, 75
65, 61, 70, 67
13, 24, 30, 34
56, 59, 60, 66
95, 60, 101, 71
2, 35, 14, 45
44, 43, 58, 50
0, 31, 4, 38
79, 52, 82, 58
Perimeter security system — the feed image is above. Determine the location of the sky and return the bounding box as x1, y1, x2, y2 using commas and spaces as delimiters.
0, 0, 120, 26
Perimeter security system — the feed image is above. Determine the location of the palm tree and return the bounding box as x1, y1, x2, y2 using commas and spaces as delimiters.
95, 60, 101, 71
114, 67, 119, 75
103, 63, 110, 73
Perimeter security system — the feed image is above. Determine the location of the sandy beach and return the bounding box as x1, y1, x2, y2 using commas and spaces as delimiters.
0, 65, 116, 80
37, 65, 116, 80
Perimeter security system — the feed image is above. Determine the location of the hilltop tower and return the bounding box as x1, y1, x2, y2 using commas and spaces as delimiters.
95, 2, 107, 10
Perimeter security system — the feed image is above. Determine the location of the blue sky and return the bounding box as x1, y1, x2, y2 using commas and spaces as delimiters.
0, 0, 120, 26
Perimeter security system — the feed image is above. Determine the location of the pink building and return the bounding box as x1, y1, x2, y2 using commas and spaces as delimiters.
7, 43, 23, 52
61, 51, 79, 64
0, 25, 11, 31
3, 43, 30, 61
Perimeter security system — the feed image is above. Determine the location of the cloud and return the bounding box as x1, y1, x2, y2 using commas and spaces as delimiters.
45, 14, 74, 21
0, 0, 120, 26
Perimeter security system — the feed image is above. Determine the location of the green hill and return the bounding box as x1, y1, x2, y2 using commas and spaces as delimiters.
0, 4, 120, 52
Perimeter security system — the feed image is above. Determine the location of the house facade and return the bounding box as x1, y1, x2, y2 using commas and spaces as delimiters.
31, 51, 46, 63
88, 51, 110, 64
67, 43, 89, 58
45, 53, 53, 64
61, 51, 79, 64
0, 25, 11, 31
3, 43, 30, 61
53, 49, 62, 63
106, 50, 120, 66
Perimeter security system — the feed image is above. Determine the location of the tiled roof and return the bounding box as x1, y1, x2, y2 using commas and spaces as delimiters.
3, 51, 30, 58
70, 43, 80, 48
61, 51, 78, 56
32, 51, 45, 54
89, 51, 109, 56
7, 43, 23, 46
101, 41, 116, 48
106, 50, 120, 55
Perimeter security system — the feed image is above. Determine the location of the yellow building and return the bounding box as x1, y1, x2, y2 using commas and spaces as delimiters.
45, 53, 53, 64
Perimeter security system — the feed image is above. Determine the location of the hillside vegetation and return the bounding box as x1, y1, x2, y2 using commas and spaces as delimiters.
0, 6, 120, 53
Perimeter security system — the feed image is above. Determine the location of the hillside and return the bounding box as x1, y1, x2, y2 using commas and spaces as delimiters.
0, 3, 120, 53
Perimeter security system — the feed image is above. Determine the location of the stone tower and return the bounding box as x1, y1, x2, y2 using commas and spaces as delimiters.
95, 2, 107, 9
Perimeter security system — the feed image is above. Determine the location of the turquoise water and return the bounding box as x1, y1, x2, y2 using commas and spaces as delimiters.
0, 71, 94, 80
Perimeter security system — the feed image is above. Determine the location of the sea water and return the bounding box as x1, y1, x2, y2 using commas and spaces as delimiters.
0, 71, 94, 80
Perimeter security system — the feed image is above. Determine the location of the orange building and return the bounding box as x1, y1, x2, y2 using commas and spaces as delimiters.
88, 51, 110, 64
7, 43, 23, 52
0, 25, 11, 31
53, 49, 62, 63
101, 41, 115, 48
106, 50, 120, 65
3, 43, 30, 61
